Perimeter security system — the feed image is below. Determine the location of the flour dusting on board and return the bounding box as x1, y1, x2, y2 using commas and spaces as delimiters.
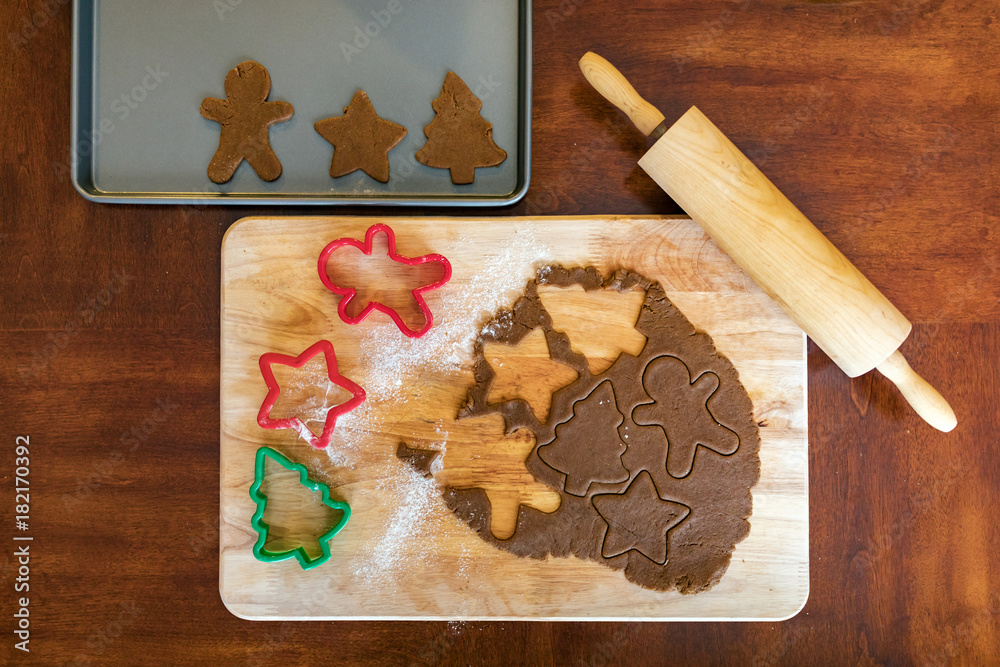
318, 230, 553, 588
344, 230, 553, 406
350, 466, 443, 587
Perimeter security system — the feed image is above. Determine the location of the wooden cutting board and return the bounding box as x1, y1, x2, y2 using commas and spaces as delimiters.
219, 215, 808, 621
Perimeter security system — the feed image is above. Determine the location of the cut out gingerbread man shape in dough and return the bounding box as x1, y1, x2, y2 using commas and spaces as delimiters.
632, 356, 740, 479
399, 413, 561, 540
200, 61, 294, 183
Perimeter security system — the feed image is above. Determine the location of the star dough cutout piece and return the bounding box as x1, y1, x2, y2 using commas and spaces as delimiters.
257, 340, 366, 449
484, 327, 579, 424
592, 471, 690, 565
314, 91, 408, 183
200, 60, 294, 183
632, 356, 740, 479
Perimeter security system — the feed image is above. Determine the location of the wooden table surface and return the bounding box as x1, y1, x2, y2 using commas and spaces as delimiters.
2, 1, 997, 664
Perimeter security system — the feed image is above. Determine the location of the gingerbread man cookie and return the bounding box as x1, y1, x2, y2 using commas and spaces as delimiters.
200, 61, 294, 183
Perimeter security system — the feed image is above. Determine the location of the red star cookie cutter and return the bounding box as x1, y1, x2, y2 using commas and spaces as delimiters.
317, 223, 452, 338
257, 340, 366, 449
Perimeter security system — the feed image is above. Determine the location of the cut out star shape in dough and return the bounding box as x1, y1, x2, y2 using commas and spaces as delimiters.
436, 413, 561, 540
592, 471, 690, 565
484, 327, 579, 424
314, 91, 407, 183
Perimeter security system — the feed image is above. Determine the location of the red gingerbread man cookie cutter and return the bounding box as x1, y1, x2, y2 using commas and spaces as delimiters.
317, 223, 452, 338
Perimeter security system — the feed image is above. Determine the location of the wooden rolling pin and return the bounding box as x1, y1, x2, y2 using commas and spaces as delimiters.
580, 52, 957, 432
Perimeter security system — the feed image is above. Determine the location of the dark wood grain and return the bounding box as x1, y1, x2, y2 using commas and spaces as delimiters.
2, 0, 998, 663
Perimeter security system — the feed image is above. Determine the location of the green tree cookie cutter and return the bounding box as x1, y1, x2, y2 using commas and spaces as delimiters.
249, 446, 351, 570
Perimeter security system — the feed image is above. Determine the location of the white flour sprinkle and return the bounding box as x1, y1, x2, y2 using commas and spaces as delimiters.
273, 361, 340, 445
319, 229, 553, 588
349, 465, 441, 588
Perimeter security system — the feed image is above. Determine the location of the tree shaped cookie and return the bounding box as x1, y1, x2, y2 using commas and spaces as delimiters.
538, 381, 630, 496
200, 61, 294, 183
415, 72, 507, 184
314, 91, 407, 183
632, 356, 740, 479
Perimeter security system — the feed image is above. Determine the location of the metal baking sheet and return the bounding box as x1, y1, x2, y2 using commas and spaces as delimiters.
70, 0, 530, 206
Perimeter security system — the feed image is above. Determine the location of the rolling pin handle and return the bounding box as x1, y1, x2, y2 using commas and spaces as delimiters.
875, 350, 957, 432
580, 50, 955, 435
578, 52, 666, 137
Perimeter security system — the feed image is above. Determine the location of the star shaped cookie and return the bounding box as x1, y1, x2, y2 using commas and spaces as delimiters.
592, 471, 690, 565
314, 91, 407, 183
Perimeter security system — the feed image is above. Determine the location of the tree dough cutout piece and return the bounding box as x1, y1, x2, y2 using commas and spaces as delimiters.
314, 90, 407, 183
537, 381, 629, 496
437, 413, 560, 539
200, 60, 294, 183
632, 356, 740, 479
537, 284, 647, 375
592, 471, 690, 565
484, 327, 579, 424
415, 71, 507, 184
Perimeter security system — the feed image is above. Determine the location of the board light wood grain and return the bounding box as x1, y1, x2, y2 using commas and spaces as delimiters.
219, 215, 808, 621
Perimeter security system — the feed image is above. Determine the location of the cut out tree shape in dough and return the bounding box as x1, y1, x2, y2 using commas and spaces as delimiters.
632, 356, 740, 479
592, 471, 690, 565
537, 284, 647, 375
484, 327, 578, 424
437, 413, 560, 539
415, 72, 507, 184
538, 381, 629, 496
